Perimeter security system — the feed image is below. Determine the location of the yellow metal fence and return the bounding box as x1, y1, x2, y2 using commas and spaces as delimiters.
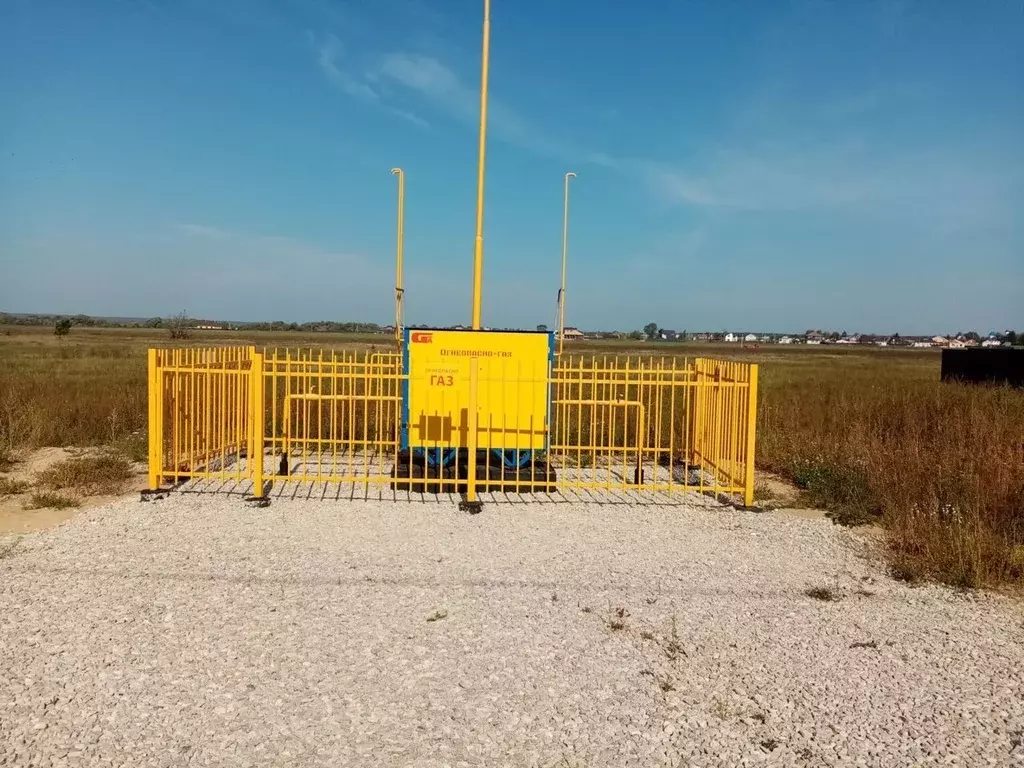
148, 347, 759, 505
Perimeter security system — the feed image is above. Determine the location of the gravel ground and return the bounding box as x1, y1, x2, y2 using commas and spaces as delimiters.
2, 492, 1023, 767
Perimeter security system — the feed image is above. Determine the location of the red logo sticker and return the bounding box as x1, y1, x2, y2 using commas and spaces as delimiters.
411, 332, 433, 343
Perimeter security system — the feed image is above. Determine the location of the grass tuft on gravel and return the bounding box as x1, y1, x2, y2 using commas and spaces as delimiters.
664, 616, 684, 662
36, 453, 134, 495
24, 491, 80, 510
804, 585, 841, 602
0, 537, 21, 559
849, 640, 879, 649
426, 609, 448, 623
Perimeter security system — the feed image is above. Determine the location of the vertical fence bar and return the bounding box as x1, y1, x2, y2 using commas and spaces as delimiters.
743, 364, 759, 507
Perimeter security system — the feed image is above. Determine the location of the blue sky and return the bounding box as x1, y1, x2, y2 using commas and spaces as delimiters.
1, 0, 1022, 334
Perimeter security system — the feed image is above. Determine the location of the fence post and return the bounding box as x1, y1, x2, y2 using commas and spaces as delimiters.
743, 364, 759, 507
691, 359, 704, 466
250, 351, 266, 499
147, 349, 162, 490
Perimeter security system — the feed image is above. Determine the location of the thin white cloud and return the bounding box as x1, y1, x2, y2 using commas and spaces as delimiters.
176, 223, 371, 273
172, 223, 466, 321
311, 34, 429, 128
317, 35, 380, 103
376, 52, 614, 166
642, 140, 1021, 231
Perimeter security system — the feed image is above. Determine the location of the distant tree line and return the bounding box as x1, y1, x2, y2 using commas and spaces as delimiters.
3, 312, 1022, 347
0, 313, 386, 335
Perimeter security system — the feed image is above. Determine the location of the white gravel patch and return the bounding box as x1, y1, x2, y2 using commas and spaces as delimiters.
2, 493, 1023, 767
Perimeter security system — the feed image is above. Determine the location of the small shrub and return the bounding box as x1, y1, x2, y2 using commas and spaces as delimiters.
804, 585, 840, 602
0, 451, 14, 472
793, 462, 879, 526
167, 311, 192, 341
112, 432, 148, 464
426, 609, 448, 623
25, 492, 79, 510
581, 606, 593, 614
753, 481, 776, 502
36, 454, 134, 495
640, 630, 655, 641
658, 677, 675, 693
54, 319, 72, 337
760, 739, 779, 752
0, 477, 30, 496
889, 564, 920, 584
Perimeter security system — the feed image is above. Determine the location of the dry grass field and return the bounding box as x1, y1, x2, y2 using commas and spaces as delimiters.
1, 324, 1022, 588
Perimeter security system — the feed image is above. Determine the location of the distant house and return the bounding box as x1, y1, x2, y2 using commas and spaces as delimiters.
931, 336, 948, 346
759, 335, 773, 343
911, 341, 933, 348
805, 330, 825, 343
657, 329, 678, 341
981, 339, 1002, 348
724, 332, 738, 343
947, 339, 966, 349
194, 324, 224, 331
560, 327, 585, 341
743, 333, 758, 343
778, 336, 794, 344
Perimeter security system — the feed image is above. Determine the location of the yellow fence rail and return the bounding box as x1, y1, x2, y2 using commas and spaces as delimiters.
148, 347, 759, 505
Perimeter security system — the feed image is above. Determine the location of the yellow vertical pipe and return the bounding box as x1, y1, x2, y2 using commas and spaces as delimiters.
743, 364, 759, 507
251, 351, 266, 498
557, 171, 576, 356
391, 167, 405, 346
470, 0, 491, 330
147, 349, 160, 489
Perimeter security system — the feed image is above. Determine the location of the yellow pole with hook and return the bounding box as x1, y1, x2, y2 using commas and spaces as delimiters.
470, 0, 491, 329
557, 171, 576, 356
390, 167, 405, 346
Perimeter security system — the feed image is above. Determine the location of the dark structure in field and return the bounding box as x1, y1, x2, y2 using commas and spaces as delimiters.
941, 348, 1024, 388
